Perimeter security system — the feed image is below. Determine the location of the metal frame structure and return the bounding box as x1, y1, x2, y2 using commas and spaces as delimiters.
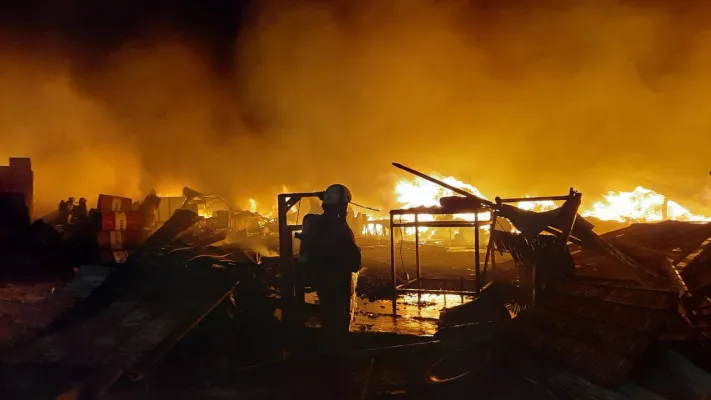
483, 192, 582, 307
277, 163, 584, 327
389, 206, 491, 314
388, 161, 584, 316
277, 191, 323, 332
482, 193, 580, 275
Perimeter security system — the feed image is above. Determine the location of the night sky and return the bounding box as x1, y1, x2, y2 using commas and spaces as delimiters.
0, 0, 249, 74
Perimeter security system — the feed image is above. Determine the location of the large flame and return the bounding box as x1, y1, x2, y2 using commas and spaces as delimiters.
516, 199, 557, 212
152, 176, 711, 238
248, 198, 258, 213
392, 177, 711, 232
394, 176, 487, 208
582, 186, 711, 222
392, 176, 491, 239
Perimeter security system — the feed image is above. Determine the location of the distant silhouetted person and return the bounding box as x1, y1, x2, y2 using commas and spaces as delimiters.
71, 197, 88, 223
57, 200, 69, 225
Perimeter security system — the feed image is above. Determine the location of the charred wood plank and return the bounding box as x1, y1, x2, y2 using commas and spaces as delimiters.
537, 291, 667, 333
500, 320, 635, 387
581, 233, 669, 288
550, 278, 677, 310
515, 307, 653, 358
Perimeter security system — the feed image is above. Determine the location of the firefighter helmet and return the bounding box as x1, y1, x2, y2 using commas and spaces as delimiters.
322, 184, 352, 205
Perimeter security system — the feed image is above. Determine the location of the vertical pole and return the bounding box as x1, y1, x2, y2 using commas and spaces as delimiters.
293, 207, 305, 326
491, 241, 497, 272
530, 235, 539, 307
390, 212, 396, 316
475, 212, 481, 294
482, 213, 497, 283
415, 214, 421, 284
277, 194, 295, 331
558, 192, 581, 249
415, 213, 421, 303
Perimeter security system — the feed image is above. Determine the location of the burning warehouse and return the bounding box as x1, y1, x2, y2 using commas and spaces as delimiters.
1, 154, 711, 398
4, 0, 711, 398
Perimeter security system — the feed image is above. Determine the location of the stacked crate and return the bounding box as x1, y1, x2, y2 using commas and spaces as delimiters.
0, 157, 33, 219
96, 194, 143, 264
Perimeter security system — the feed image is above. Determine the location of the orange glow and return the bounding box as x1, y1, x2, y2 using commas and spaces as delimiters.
154, 183, 185, 198
516, 198, 557, 212
5, 1, 711, 221
248, 198, 258, 213
392, 176, 710, 233
156, 192, 183, 198
582, 186, 711, 223
392, 176, 491, 240
394, 176, 487, 208
362, 222, 385, 236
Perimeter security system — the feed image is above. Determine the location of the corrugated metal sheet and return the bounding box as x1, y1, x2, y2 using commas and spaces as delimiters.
550, 278, 677, 310
603, 221, 711, 260
499, 276, 672, 386
515, 308, 653, 357
682, 245, 711, 294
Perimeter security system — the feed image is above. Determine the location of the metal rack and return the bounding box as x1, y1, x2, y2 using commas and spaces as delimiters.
389, 206, 491, 314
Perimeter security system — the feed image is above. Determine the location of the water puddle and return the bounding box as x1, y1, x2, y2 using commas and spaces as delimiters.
304, 292, 473, 336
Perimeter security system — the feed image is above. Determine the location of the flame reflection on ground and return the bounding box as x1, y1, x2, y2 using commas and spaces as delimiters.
305, 291, 473, 336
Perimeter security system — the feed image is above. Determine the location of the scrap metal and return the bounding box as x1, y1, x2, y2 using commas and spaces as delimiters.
389, 163, 711, 391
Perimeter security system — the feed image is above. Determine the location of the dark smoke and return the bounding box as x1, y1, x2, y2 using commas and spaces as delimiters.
1, 0, 711, 216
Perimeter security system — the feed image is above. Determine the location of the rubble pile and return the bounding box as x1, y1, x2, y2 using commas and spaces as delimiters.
4, 186, 278, 274
0, 183, 282, 398
2, 157, 711, 398
367, 163, 711, 399
478, 217, 711, 396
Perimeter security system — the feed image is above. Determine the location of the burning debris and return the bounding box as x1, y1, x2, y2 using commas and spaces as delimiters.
365, 162, 711, 398
390, 173, 711, 238
1, 157, 711, 399
0, 180, 280, 398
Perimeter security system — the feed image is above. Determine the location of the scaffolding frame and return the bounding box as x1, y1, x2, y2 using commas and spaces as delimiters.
389, 206, 491, 314
388, 192, 582, 315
